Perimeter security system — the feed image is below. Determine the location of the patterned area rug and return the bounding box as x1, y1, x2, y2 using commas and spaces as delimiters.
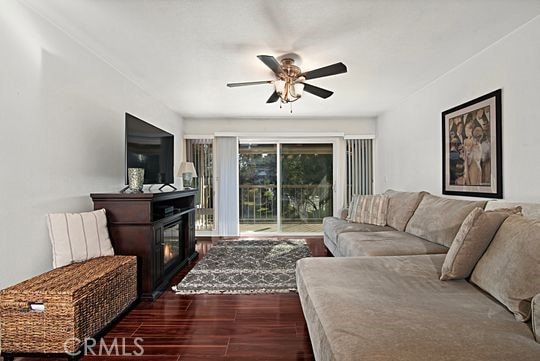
172, 239, 311, 294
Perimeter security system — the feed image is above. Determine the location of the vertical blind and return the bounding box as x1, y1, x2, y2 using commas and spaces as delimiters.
215, 136, 240, 236
186, 139, 214, 231
346, 138, 373, 205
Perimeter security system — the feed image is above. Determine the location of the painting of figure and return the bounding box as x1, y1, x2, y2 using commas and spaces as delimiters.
442, 90, 502, 198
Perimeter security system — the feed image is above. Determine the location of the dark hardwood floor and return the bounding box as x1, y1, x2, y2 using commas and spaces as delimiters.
10, 237, 327, 361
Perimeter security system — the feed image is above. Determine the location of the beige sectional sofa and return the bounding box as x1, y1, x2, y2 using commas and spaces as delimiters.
324, 191, 488, 257
298, 191, 540, 361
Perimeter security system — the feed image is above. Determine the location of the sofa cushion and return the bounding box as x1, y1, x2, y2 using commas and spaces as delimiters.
405, 194, 487, 247
471, 215, 540, 321
47, 209, 115, 268
347, 194, 389, 226
323, 217, 393, 243
440, 207, 520, 280
337, 231, 448, 257
384, 190, 427, 231
296, 255, 540, 361
486, 201, 540, 220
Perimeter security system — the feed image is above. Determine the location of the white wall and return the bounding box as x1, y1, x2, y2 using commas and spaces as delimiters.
376, 16, 540, 202
183, 117, 376, 136
0, 1, 183, 289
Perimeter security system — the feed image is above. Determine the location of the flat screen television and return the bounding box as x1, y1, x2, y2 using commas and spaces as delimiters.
125, 113, 174, 185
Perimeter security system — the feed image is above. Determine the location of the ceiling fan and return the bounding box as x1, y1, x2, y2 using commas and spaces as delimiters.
227, 55, 347, 107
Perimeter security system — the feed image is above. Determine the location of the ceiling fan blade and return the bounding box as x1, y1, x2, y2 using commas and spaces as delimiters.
266, 91, 280, 103
302, 62, 347, 80
302, 83, 334, 99
227, 80, 272, 87
257, 55, 283, 76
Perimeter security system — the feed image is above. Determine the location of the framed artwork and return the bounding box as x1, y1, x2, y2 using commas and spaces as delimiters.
442, 89, 502, 198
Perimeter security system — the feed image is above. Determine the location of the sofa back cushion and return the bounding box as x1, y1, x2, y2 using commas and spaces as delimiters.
347, 194, 389, 226
384, 190, 428, 231
485, 201, 540, 220
470, 215, 540, 321
405, 194, 487, 247
440, 206, 521, 280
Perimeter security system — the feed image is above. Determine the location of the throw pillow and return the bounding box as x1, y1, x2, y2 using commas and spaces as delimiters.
346, 194, 360, 221
470, 214, 540, 321
47, 208, 115, 268
347, 194, 389, 226
440, 206, 521, 281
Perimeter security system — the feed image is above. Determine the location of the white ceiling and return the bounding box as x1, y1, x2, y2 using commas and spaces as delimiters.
22, 0, 540, 118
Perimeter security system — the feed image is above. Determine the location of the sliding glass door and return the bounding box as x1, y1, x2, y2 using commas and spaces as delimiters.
239, 144, 278, 232
281, 144, 333, 232
239, 142, 333, 234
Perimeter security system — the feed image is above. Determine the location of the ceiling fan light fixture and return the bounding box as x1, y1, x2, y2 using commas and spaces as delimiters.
276, 81, 301, 103
227, 55, 347, 110
274, 76, 304, 103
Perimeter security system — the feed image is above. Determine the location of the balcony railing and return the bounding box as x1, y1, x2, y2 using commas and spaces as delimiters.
239, 184, 333, 224
195, 184, 333, 231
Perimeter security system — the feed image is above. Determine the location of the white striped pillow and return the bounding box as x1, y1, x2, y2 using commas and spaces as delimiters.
346, 195, 361, 222
47, 209, 115, 268
348, 194, 389, 226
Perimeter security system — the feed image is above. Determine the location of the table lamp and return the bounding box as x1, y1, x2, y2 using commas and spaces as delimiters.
178, 162, 197, 189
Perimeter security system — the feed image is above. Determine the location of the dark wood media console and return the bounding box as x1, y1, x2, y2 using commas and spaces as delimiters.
91, 189, 197, 300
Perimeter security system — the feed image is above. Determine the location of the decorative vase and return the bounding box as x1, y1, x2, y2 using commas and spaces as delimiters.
128, 168, 145, 192
182, 172, 193, 189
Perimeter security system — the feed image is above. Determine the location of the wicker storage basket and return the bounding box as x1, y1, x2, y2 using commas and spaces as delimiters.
0, 256, 137, 354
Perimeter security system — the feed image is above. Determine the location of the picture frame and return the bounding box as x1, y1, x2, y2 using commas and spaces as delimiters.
442, 89, 502, 198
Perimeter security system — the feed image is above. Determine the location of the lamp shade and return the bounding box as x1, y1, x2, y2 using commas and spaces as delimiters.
274, 79, 286, 95
293, 82, 304, 97
178, 161, 197, 178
